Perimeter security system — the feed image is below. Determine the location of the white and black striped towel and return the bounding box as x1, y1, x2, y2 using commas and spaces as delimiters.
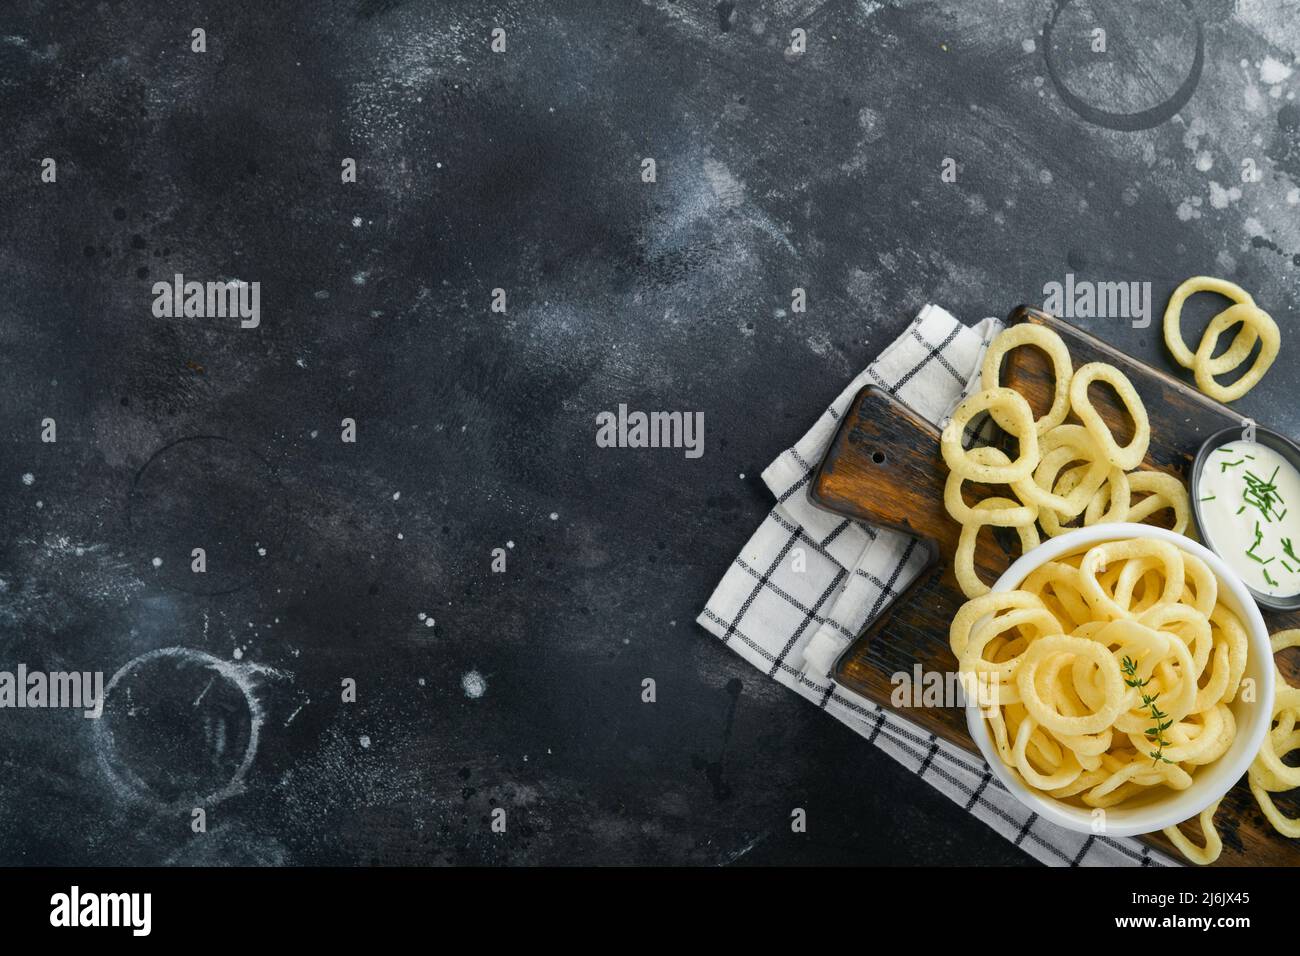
697, 303, 1174, 867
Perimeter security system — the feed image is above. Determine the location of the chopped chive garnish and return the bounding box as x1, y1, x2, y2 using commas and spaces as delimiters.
1214, 453, 1297, 575
1241, 467, 1287, 522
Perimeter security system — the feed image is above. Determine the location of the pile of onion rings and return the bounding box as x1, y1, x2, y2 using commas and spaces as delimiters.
951, 538, 1247, 839
940, 324, 1189, 599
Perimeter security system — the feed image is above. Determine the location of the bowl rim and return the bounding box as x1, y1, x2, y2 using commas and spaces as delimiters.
964, 522, 1276, 837
1190, 423, 1300, 611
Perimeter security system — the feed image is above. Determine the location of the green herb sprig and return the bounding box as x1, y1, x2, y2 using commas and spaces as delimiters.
1121, 656, 1173, 765
1242, 466, 1285, 523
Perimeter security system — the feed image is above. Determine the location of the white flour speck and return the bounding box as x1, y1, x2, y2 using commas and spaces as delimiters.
549, 512, 558, 521
506, 540, 515, 549
418, 612, 427, 620
1262, 56, 1293, 85
392, 491, 401, 500
1208, 181, 1241, 209
1022, 38, 1036, 53
352, 216, 363, 227
461, 670, 487, 699
424, 618, 435, 628
151, 556, 163, 568
21, 473, 34, 486
359, 735, 371, 749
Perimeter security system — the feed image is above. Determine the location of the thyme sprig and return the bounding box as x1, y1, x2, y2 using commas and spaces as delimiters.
1121, 656, 1173, 765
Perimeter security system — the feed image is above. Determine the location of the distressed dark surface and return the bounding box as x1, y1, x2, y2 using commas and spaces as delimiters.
0, 0, 1298, 866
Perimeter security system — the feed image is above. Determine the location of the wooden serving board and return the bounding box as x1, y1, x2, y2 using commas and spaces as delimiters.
810, 306, 1300, 866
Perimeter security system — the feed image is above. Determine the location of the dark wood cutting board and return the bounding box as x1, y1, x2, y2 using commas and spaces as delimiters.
809, 305, 1300, 866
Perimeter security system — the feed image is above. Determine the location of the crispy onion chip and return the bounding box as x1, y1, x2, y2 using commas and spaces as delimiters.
1162, 799, 1224, 866
1192, 302, 1280, 404
954, 498, 1041, 598
941, 387, 1039, 484
1069, 362, 1151, 471
1162, 275, 1255, 369
980, 323, 1073, 435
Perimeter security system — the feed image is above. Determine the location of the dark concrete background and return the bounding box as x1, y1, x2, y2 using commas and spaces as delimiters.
1, 0, 1297, 865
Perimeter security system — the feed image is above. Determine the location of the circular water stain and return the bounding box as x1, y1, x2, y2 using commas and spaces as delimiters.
1042, 0, 1203, 131
93, 647, 269, 809
128, 436, 287, 595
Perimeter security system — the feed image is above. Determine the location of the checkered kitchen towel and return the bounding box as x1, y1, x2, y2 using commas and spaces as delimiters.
698, 303, 1174, 867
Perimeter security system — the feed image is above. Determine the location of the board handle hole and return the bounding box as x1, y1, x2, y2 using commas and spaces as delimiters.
871, 450, 887, 465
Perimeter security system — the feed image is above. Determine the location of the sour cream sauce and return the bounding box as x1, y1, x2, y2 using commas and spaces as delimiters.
1196, 441, 1300, 599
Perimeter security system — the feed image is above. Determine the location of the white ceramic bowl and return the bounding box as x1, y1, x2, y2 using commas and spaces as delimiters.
965, 522, 1275, 837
